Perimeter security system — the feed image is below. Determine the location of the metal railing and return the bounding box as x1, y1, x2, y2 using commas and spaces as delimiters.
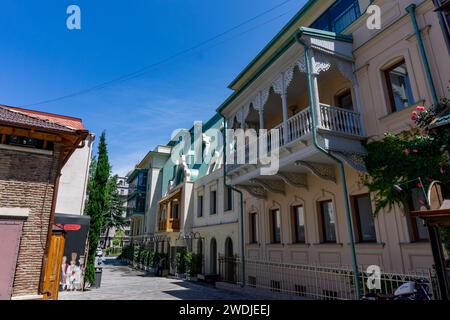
217, 257, 441, 300
218, 255, 240, 284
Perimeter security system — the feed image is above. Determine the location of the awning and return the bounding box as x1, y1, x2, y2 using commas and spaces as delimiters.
159, 187, 182, 205
411, 200, 450, 227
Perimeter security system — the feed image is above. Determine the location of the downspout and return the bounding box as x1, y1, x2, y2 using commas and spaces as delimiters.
406, 4, 439, 105
220, 115, 246, 288
295, 33, 361, 299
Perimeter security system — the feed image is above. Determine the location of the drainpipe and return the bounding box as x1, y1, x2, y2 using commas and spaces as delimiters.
220, 115, 246, 288
406, 4, 439, 105
295, 33, 361, 299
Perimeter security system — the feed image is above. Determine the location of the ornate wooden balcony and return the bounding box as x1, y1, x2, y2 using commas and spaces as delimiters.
158, 219, 180, 232
227, 104, 363, 173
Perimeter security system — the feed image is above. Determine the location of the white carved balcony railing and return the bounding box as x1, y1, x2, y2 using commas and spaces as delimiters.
287, 107, 312, 142
226, 105, 363, 172
319, 104, 363, 136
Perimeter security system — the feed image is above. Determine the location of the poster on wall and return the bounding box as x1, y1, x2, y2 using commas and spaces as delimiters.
54, 214, 90, 292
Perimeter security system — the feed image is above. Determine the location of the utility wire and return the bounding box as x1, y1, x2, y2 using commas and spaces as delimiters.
19, 0, 298, 108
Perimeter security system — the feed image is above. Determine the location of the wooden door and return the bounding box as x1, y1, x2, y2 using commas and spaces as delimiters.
0, 220, 23, 300
43, 232, 65, 300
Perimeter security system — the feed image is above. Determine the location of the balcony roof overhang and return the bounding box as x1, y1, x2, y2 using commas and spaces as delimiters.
159, 187, 182, 205
217, 27, 353, 115
227, 0, 322, 90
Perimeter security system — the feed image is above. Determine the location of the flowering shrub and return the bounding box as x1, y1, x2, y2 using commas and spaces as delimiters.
362, 97, 450, 252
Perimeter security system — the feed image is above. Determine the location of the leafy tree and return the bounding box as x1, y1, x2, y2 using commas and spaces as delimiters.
113, 229, 125, 247
84, 132, 111, 285
362, 97, 450, 252
102, 175, 126, 249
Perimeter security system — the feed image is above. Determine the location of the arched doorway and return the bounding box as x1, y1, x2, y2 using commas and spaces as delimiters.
224, 237, 235, 282
210, 238, 217, 274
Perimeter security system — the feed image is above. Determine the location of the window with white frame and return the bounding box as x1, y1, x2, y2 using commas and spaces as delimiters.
383, 60, 415, 113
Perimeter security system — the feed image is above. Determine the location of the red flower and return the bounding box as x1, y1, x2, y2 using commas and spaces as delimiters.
413, 149, 418, 153
411, 111, 418, 121
417, 183, 423, 188
403, 149, 410, 156
416, 106, 426, 112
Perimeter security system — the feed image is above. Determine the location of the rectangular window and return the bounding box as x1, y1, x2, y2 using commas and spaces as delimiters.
336, 89, 353, 110
409, 188, 430, 241
224, 186, 233, 211
250, 212, 258, 244
433, 0, 450, 49
292, 206, 306, 243
171, 201, 179, 219
352, 194, 377, 242
384, 60, 415, 113
310, 0, 361, 33
271, 209, 281, 244
197, 195, 203, 217
319, 201, 337, 243
210, 190, 217, 215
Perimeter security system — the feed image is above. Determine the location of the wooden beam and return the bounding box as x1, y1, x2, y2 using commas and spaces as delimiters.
0, 126, 63, 142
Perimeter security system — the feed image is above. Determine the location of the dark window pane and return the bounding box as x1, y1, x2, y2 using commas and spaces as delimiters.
311, 0, 361, 33
321, 201, 336, 243
225, 187, 233, 211
354, 195, 376, 242
210, 191, 217, 214
294, 206, 306, 243
250, 213, 258, 243
198, 196, 203, 217
272, 209, 281, 243
385, 62, 415, 112
337, 90, 353, 110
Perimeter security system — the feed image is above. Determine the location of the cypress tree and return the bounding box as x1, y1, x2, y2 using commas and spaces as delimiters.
84, 132, 111, 285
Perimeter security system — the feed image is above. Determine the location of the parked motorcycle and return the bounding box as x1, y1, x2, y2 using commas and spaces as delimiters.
361, 278, 432, 301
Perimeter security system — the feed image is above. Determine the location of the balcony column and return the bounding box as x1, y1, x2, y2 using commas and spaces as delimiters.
273, 68, 294, 143
166, 202, 171, 231
258, 109, 265, 130
336, 58, 367, 136
281, 93, 289, 143
308, 50, 331, 128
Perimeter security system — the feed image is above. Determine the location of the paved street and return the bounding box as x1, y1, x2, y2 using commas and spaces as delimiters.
59, 259, 250, 300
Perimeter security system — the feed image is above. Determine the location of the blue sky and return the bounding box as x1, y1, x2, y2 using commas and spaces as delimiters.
0, 0, 306, 175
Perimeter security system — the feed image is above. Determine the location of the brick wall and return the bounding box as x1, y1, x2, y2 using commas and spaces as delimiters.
0, 146, 61, 297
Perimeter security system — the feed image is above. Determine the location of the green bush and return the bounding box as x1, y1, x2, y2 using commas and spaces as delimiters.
147, 251, 155, 267
176, 250, 187, 274
118, 245, 134, 261
134, 245, 142, 262
189, 253, 203, 277
140, 250, 148, 265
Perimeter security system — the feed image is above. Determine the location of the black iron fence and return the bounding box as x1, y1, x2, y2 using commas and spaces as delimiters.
218, 255, 240, 284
